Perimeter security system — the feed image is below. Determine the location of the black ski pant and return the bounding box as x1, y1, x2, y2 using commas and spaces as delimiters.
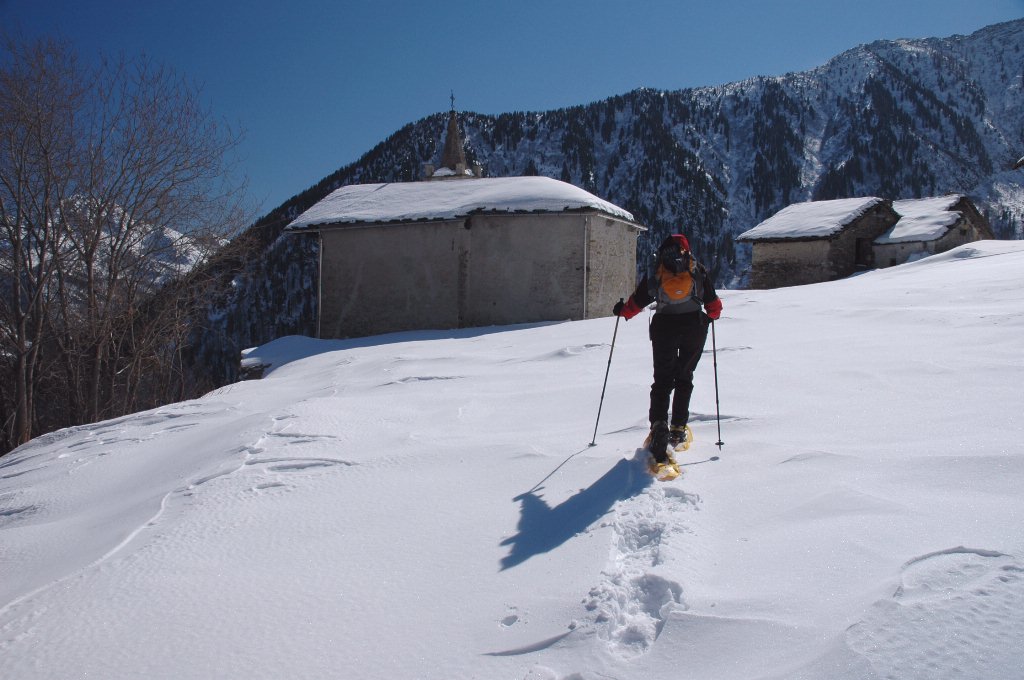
647, 312, 709, 427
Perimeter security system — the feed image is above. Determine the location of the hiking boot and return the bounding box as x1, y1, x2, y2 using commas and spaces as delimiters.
668, 424, 688, 449
648, 421, 669, 462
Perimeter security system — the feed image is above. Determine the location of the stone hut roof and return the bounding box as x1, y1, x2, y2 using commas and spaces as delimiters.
876, 195, 970, 244
736, 197, 884, 242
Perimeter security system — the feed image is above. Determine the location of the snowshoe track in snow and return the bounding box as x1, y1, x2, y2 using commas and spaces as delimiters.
582, 453, 699, 659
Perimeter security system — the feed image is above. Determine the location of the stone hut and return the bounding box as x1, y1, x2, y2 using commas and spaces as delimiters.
873, 195, 994, 267
736, 197, 900, 289
284, 112, 644, 339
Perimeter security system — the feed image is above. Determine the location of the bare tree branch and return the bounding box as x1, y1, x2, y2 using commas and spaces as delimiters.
0, 37, 251, 453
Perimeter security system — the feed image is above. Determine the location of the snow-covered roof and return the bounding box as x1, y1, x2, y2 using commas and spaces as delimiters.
736, 197, 884, 241
285, 176, 635, 231
875, 195, 962, 244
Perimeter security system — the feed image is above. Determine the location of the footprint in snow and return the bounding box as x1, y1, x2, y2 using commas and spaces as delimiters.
581, 465, 696, 658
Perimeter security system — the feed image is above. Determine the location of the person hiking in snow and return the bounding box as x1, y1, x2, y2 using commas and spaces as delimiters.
613, 233, 723, 465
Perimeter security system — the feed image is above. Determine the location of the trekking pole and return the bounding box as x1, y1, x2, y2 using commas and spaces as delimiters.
711, 320, 724, 449
590, 300, 623, 447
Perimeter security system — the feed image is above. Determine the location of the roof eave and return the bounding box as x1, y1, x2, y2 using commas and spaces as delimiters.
736, 233, 837, 244
285, 206, 646, 233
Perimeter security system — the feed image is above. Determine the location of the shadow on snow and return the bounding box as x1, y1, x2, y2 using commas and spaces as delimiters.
499, 452, 652, 571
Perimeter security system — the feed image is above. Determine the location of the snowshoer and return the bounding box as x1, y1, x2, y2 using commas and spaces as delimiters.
613, 233, 723, 467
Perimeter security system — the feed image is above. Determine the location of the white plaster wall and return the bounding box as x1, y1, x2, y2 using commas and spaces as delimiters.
319, 221, 464, 338
315, 211, 640, 338
585, 215, 642, 318
461, 213, 584, 327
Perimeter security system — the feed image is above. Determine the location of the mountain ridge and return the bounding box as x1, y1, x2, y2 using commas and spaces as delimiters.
195, 18, 1024, 385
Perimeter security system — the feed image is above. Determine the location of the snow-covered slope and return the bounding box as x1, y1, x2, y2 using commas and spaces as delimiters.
2, 242, 1023, 679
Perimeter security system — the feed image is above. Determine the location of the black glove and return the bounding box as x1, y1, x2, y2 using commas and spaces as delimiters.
612, 299, 625, 316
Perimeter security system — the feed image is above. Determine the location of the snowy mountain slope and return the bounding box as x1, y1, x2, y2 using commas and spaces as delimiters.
358, 20, 1024, 271
61, 196, 214, 287
2, 241, 1023, 679
197, 20, 1024, 393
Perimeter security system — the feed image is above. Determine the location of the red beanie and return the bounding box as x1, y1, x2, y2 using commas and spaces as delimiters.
672, 234, 690, 252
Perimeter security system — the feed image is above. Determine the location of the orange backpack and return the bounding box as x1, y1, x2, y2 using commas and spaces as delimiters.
653, 249, 704, 312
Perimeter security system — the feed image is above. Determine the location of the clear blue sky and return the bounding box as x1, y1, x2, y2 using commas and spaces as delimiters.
3, 0, 1023, 215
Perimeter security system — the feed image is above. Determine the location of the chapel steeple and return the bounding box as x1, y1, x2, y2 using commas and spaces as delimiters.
423, 93, 482, 180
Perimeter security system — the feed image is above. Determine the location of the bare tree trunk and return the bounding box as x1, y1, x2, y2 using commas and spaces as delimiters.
1, 36, 249, 455
0, 39, 81, 447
